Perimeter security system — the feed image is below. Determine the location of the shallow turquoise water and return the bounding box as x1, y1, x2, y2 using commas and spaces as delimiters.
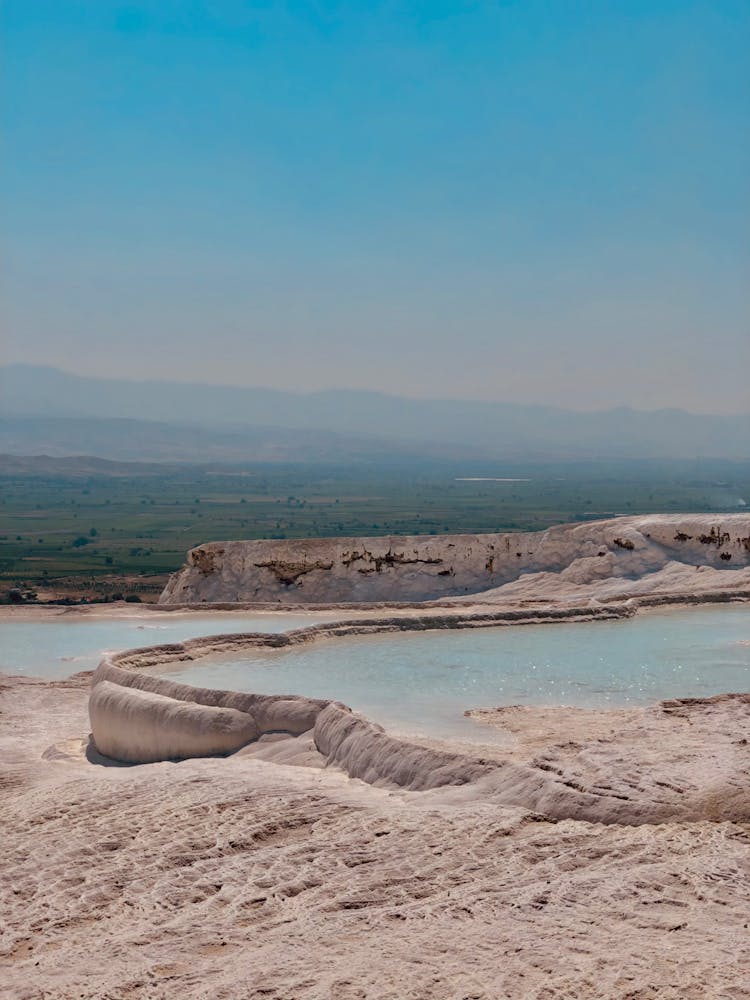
165, 606, 750, 739
0, 612, 335, 679
2, 605, 747, 741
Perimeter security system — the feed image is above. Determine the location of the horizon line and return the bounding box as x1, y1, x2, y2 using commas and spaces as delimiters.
3, 363, 749, 420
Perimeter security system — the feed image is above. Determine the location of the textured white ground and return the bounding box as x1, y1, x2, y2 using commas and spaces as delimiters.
2, 672, 750, 1000
4, 513, 750, 998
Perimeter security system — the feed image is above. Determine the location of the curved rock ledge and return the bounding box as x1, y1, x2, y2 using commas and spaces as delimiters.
90, 606, 580, 768
89, 592, 750, 826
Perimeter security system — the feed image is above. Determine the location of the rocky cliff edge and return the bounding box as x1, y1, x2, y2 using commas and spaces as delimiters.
159, 514, 750, 605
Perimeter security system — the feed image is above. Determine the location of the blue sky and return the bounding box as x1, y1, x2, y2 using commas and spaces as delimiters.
3, 1, 749, 412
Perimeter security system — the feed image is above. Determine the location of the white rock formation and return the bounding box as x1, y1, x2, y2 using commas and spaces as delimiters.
6, 670, 750, 999
159, 514, 750, 605
87, 598, 750, 825
86, 514, 750, 821
89, 679, 260, 764
89, 649, 329, 765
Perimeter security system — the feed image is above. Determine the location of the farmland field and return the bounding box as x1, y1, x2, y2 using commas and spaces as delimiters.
1, 458, 748, 600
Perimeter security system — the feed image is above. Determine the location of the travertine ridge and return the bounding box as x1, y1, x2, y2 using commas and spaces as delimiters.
90, 567, 750, 825
159, 513, 750, 605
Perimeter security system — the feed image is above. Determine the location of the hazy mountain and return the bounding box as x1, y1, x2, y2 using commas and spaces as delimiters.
0, 416, 485, 465
0, 453, 181, 478
1, 365, 748, 460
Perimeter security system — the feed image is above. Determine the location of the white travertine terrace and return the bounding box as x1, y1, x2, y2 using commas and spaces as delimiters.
89, 514, 750, 825
88, 625, 750, 825
159, 513, 750, 605
7, 514, 750, 998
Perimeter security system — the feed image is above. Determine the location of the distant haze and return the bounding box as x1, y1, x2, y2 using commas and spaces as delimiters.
0, 366, 747, 463
2, 3, 749, 414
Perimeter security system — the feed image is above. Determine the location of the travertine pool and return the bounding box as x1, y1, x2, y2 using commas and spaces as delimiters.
163, 606, 749, 739
3, 605, 747, 741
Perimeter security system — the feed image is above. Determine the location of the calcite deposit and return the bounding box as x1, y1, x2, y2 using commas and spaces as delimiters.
159, 513, 750, 605
3, 667, 750, 999
96, 513, 750, 785
3, 513, 750, 999
87, 617, 750, 825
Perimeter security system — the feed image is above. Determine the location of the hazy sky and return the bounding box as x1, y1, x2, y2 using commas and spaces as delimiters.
3, 1, 749, 413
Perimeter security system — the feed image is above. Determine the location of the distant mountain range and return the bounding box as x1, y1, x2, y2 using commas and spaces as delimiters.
0, 452, 180, 478
0, 364, 748, 462
0, 416, 472, 465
